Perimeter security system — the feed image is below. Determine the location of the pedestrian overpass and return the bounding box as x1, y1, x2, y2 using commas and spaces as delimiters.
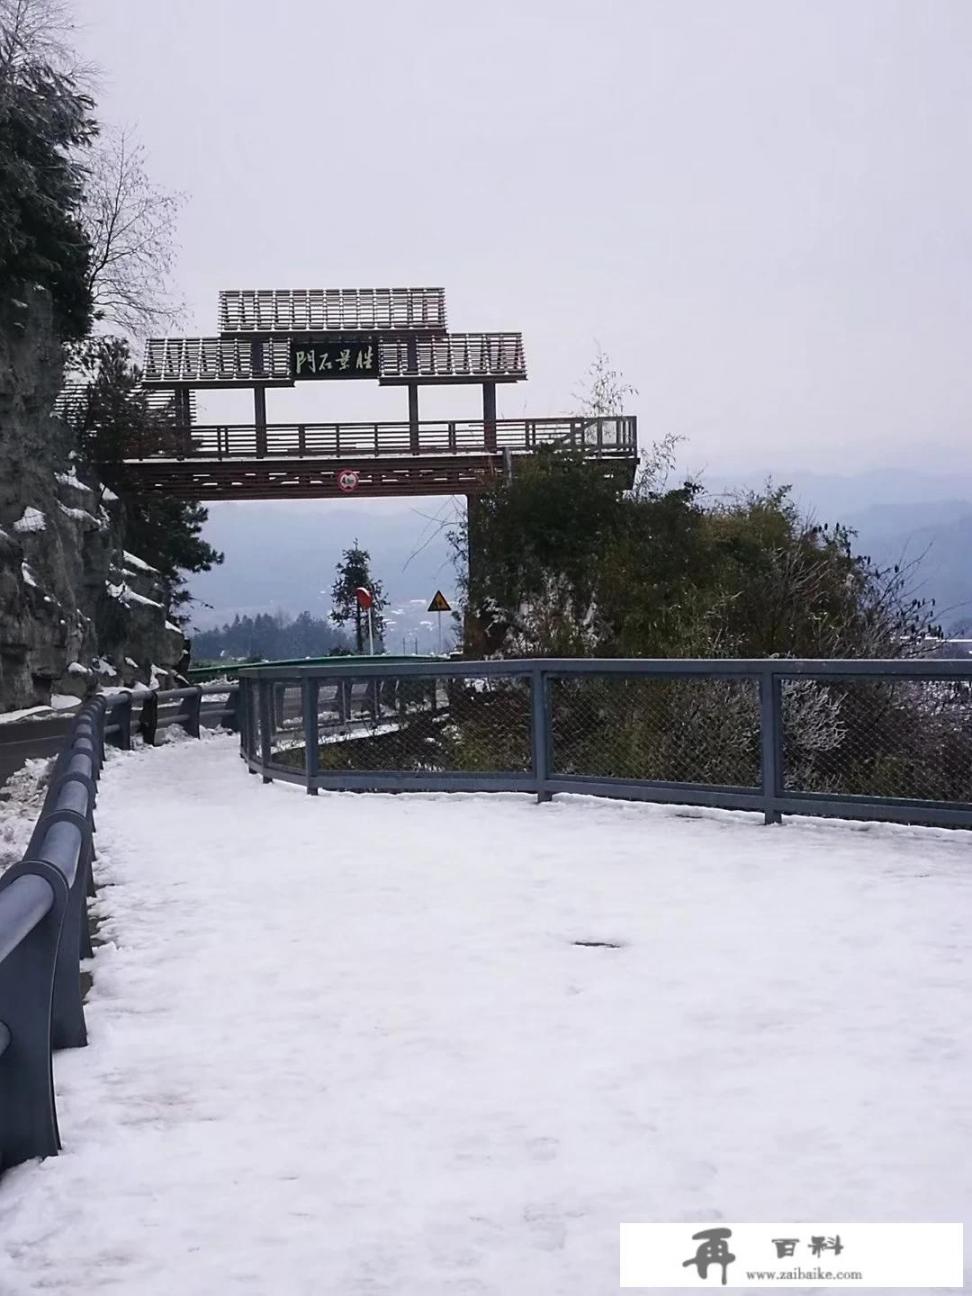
114, 286, 638, 501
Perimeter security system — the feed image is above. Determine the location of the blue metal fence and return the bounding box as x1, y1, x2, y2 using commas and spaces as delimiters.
239, 657, 972, 830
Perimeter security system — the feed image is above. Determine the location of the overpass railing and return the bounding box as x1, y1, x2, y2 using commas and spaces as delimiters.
238, 657, 972, 830
119, 415, 638, 462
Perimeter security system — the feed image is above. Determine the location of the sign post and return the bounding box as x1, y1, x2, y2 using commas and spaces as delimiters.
427, 590, 451, 656
355, 586, 374, 656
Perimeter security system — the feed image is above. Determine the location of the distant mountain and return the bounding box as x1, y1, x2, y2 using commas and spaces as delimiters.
704, 468, 972, 634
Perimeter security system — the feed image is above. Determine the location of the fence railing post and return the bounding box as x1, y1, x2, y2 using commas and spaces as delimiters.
759, 669, 783, 825
302, 678, 319, 795
258, 679, 273, 783
531, 667, 552, 803
370, 677, 380, 723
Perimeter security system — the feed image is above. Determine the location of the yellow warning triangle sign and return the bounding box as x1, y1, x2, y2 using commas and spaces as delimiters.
428, 590, 451, 613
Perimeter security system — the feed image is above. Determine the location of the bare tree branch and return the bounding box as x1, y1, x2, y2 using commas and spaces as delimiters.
81, 127, 185, 338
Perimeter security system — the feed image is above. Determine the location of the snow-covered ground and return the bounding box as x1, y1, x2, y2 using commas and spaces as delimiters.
0, 734, 970, 1295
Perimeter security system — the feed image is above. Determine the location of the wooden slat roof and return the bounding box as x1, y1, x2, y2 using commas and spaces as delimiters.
55, 383, 197, 420
219, 288, 447, 336
378, 333, 526, 383
142, 338, 292, 386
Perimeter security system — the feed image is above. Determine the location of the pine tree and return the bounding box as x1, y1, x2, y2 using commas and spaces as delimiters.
330, 541, 388, 653
64, 335, 223, 619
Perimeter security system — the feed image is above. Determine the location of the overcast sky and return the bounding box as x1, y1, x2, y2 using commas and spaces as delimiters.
75, 0, 972, 483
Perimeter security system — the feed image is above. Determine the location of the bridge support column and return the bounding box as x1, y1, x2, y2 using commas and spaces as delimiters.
408, 382, 420, 453
254, 385, 267, 458
482, 381, 497, 453
174, 386, 192, 455
463, 492, 488, 657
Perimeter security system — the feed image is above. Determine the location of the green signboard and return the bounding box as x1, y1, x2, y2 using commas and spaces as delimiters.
291, 337, 379, 379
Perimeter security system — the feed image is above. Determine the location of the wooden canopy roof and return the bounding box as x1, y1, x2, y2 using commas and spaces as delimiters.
218, 287, 447, 337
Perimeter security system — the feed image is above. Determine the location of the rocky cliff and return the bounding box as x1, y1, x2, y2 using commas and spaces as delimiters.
0, 288, 183, 711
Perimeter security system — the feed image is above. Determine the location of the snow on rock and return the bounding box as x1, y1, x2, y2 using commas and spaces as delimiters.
20, 562, 37, 589
54, 471, 91, 493
50, 694, 81, 710
93, 657, 117, 678
66, 662, 89, 677
122, 550, 158, 574
101, 487, 119, 502
0, 735, 969, 1294
165, 621, 183, 634
107, 581, 164, 610
57, 501, 102, 526
12, 507, 46, 534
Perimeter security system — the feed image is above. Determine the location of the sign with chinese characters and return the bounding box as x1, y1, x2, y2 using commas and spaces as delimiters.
291, 337, 378, 379
619, 1222, 964, 1288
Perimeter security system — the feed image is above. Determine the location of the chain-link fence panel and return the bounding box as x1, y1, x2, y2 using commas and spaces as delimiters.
267, 682, 305, 768
781, 676, 972, 803
549, 674, 761, 787
296, 673, 534, 775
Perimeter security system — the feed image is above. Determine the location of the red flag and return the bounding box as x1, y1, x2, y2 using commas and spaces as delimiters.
354, 586, 373, 610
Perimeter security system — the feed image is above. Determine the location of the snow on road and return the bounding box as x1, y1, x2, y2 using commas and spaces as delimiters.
0, 734, 970, 1295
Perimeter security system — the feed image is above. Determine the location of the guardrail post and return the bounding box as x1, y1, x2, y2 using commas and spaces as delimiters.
119, 691, 133, 750
222, 685, 241, 734
759, 669, 783, 825
258, 680, 273, 783
338, 679, 349, 725
531, 667, 552, 803
0, 865, 68, 1167
186, 688, 202, 739
302, 678, 319, 795
139, 691, 158, 746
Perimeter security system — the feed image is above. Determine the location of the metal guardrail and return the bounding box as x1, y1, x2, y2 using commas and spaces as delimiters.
0, 686, 240, 788
238, 658, 972, 830
0, 683, 241, 1170
187, 654, 445, 684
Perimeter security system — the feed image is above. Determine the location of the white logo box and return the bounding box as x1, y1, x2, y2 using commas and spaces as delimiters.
620, 1222, 964, 1288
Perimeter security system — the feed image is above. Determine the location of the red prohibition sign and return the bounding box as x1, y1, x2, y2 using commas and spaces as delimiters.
337, 469, 360, 493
